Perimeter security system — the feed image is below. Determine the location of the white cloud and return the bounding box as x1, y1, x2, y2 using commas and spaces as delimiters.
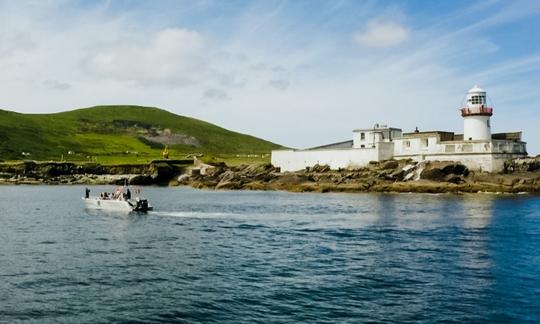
203, 88, 230, 101
87, 28, 205, 85
353, 21, 409, 48
43, 79, 71, 90
269, 79, 289, 90
0, 1, 539, 154
0, 32, 35, 57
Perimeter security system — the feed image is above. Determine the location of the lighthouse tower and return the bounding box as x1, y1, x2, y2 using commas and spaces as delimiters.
460, 85, 493, 141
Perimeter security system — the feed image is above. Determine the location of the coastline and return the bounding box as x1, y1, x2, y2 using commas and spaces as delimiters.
0, 160, 191, 186
180, 159, 540, 194
2, 158, 540, 195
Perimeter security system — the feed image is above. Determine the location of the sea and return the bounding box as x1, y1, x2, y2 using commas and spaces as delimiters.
1, 186, 539, 323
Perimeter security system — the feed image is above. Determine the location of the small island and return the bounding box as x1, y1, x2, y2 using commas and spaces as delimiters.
1, 87, 539, 194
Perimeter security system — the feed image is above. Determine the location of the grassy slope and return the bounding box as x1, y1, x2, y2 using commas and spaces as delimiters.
0, 105, 282, 164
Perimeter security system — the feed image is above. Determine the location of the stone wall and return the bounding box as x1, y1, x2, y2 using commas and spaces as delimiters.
271, 147, 381, 172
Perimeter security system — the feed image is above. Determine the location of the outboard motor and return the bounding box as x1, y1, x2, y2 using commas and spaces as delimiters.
135, 199, 149, 212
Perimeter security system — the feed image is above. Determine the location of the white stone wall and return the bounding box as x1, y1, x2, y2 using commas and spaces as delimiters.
352, 130, 385, 148
394, 138, 526, 156
395, 153, 526, 172
492, 140, 527, 154
271, 141, 397, 172
378, 142, 395, 160
394, 136, 442, 156
352, 128, 402, 148
403, 153, 494, 171
393, 136, 526, 172
272, 148, 379, 172
353, 131, 377, 148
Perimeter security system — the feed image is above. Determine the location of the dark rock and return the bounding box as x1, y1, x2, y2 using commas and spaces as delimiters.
446, 175, 464, 184
381, 160, 399, 170
420, 162, 469, 182
307, 164, 331, 173
441, 163, 469, 176
390, 169, 405, 181
149, 162, 174, 183
377, 169, 394, 179
112, 177, 130, 185
38, 162, 77, 178
505, 159, 540, 173
420, 168, 446, 181
129, 175, 154, 185
215, 170, 242, 189
218, 170, 236, 182
79, 163, 106, 175
204, 166, 225, 177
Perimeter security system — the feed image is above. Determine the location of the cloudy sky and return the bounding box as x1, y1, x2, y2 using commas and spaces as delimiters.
1, 0, 540, 153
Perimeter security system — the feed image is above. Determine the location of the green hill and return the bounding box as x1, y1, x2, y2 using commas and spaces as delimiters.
0, 105, 282, 164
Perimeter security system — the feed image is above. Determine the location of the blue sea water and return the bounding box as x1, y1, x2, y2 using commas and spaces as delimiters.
0, 186, 539, 323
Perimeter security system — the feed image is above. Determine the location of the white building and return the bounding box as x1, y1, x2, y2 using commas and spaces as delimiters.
271, 86, 527, 173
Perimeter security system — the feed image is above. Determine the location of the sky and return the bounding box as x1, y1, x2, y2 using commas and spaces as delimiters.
1, 0, 540, 154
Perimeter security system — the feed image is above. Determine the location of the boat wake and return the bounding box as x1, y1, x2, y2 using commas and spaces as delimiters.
150, 211, 232, 219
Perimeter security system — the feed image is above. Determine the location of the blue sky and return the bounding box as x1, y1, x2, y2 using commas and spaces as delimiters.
1, 0, 540, 153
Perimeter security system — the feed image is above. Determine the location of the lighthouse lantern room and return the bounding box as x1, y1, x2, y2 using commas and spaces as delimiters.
460, 85, 493, 141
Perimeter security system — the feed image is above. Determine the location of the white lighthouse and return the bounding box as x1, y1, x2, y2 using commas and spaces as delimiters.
460, 85, 492, 141
272, 85, 527, 173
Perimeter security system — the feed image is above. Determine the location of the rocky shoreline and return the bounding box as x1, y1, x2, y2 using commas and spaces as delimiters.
0, 160, 191, 186
180, 158, 540, 194
2, 158, 540, 194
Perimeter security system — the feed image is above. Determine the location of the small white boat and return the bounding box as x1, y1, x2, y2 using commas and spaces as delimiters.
82, 186, 153, 213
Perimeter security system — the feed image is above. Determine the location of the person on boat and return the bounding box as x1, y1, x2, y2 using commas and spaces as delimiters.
114, 188, 122, 200
85, 188, 90, 199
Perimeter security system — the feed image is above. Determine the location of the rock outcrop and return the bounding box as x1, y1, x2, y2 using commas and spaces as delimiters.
0, 160, 191, 185
2, 158, 540, 194
176, 159, 540, 194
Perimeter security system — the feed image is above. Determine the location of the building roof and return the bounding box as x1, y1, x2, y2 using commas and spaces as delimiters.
353, 127, 402, 132
305, 140, 354, 150
491, 132, 522, 141
401, 131, 455, 141
468, 85, 485, 93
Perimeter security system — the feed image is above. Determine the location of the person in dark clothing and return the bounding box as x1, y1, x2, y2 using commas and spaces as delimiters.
85, 188, 90, 199
126, 188, 131, 200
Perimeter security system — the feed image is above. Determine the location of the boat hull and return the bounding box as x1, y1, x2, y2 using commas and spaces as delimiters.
82, 198, 152, 213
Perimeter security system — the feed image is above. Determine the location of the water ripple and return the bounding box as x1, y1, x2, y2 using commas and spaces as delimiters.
0, 186, 539, 322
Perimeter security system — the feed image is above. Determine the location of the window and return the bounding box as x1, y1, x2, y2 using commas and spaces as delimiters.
403, 141, 411, 149
462, 144, 473, 152
421, 138, 429, 148
360, 132, 365, 140
360, 144, 365, 148
487, 120, 490, 128
469, 95, 486, 105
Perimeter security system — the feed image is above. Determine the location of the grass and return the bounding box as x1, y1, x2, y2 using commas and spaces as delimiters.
0, 105, 283, 164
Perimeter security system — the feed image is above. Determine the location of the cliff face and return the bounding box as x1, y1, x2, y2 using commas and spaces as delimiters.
0, 160, 191, 185
178, 158, 540, 194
